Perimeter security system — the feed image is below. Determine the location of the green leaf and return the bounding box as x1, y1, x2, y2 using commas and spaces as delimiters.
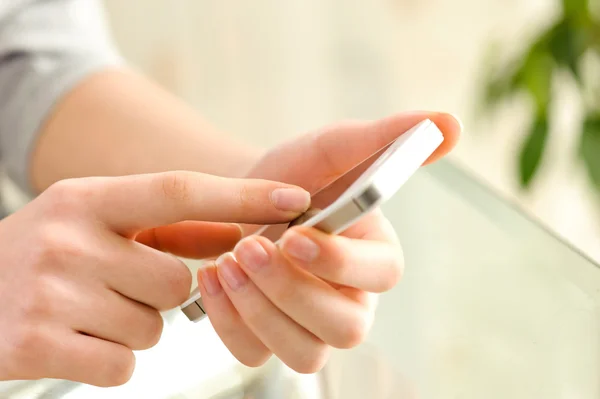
519, 116, 549, 188
483, 74, 516, 108
580, 113, 600, 188
548, 20, 589, 80
563, 0, 589, 21
520, 51, 554, 113
502, 29, 556, 113
481, 44, 522, 109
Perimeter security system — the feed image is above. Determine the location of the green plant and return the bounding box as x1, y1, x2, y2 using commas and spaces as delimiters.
481, 0, 600, 189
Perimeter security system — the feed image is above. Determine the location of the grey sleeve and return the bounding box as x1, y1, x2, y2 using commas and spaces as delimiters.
0, 0, 124, 194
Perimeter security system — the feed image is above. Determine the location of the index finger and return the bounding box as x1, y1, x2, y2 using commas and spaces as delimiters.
84, 171, 310, 233
312, 112, 462, 171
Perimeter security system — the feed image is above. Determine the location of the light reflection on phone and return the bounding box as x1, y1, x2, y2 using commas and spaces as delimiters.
257, 142, 392, 242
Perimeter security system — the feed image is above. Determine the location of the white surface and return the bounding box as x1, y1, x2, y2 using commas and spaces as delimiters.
370, 162, 600, 398
0, 310, 244, 399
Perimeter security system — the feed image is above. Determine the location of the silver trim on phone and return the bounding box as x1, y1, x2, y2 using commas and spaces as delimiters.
181, 294, 206, 320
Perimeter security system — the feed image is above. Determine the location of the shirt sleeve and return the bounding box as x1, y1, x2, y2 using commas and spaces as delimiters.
0, 0, 124, 194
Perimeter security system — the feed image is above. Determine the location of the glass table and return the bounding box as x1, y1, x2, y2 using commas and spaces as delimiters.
2, 159, 599, 398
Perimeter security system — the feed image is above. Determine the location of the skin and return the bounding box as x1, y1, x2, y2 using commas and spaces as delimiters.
200, 111, 461, 372
0, 172, 311, 386
0, 68, 461, 386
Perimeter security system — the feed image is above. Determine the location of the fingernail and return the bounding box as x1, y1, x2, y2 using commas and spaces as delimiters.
448, 112, 464, 132
216, 253, 248, 292
281, 231, 320, 263
227, 223, 243, 236
198, 265, 222, 296
234, 239, 270, 273
271, 188, 310, 212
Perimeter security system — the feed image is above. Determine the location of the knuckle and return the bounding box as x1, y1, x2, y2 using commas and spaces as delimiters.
136, 311, 164, 350
161, 260, 192, 308
43, 179, 88, 214
19, 278, 57, 320
45, 179, 77, 200
383, 245, 404, 291
33, 225, 83, 272
331, 315, 370, 349
243, 308, 266, 332
35, 230, 61, 264
8, 328, 52, 378
321, 244, 348, 277
236, 351, 272, 368
102, 349, 136, 387
236, 183, 255, 214
243, 310, 289, 342
290, 344, 330, 374
266, 271, 297, 305
159, 171, 193, 203
272, 283, 296, 305
313, 130, 342, 177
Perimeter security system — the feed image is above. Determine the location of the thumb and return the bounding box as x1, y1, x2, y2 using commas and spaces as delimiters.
135, 221, 243, 259
252, 112, 462, 192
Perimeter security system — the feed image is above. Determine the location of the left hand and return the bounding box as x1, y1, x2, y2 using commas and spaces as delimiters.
197, 111, 462, 373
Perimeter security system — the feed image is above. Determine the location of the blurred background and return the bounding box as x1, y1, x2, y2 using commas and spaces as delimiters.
99, 0, 600, 262
2, 1, 598, 398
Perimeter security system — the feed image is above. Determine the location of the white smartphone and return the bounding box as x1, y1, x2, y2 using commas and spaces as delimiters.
180, 119, 444, 322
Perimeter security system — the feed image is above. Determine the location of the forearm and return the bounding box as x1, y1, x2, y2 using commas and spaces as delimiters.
30, 68, 262, 192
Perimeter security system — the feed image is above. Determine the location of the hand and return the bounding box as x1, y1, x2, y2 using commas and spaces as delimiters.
0, 171, 310, 387
197, 112, 462, 372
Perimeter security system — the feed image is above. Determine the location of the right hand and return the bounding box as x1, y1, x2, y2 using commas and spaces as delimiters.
0, 171, 310, 387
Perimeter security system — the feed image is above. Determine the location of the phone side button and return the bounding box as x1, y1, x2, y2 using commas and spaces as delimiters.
353, 185, 383, 211
181, 298, 207, 322
314, 201, 363, 234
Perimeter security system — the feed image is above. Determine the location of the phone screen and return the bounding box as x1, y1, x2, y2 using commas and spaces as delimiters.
257, 142, 392, 242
